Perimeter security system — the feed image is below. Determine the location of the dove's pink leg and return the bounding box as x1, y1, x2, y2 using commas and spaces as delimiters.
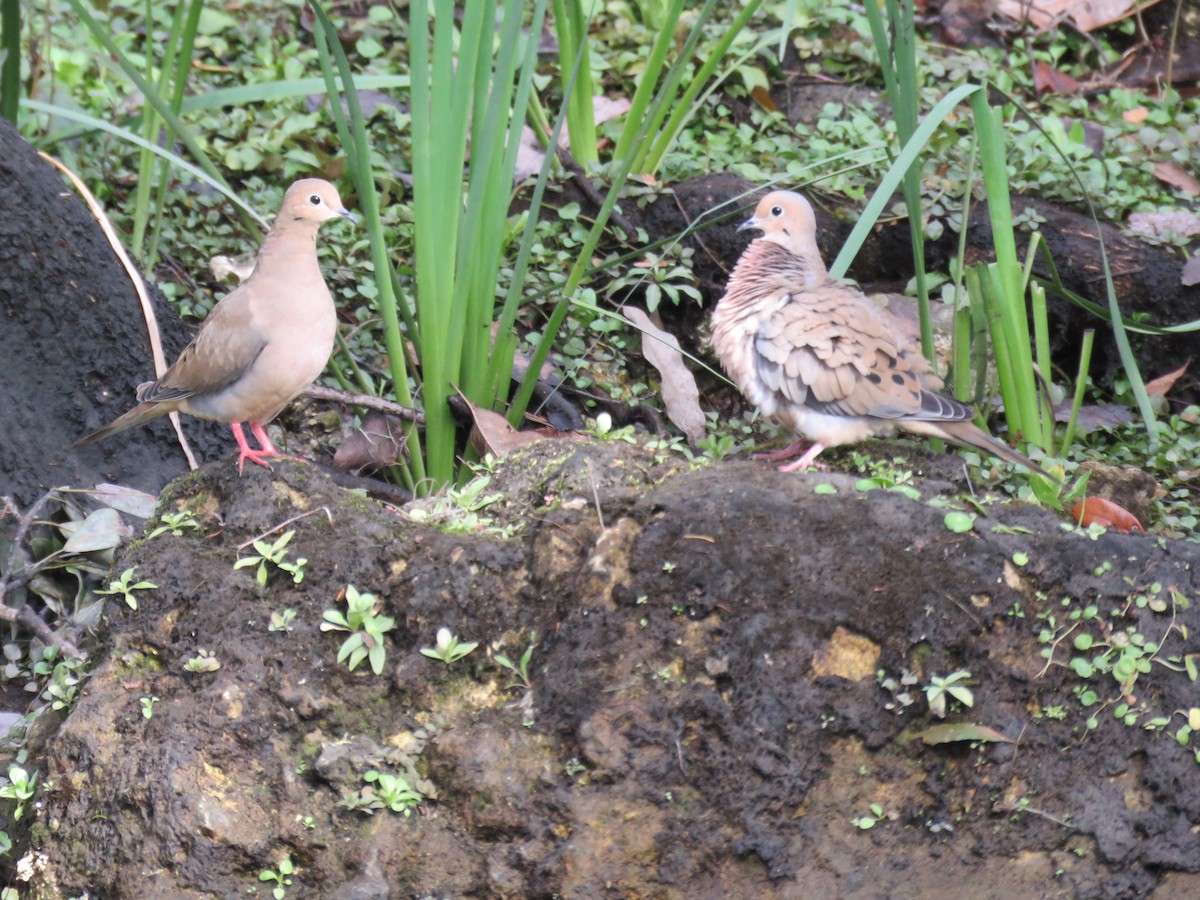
778, 442, 826, 473
751, 439, 812, 463
231, 422, 279, 473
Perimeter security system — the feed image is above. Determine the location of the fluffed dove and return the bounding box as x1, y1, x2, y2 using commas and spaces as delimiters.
75, 178, 357, 472
712, 190, 1050, 477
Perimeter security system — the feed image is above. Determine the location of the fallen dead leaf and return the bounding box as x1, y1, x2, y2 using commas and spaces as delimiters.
997, 0, 1164, 32
513, 95, 632, 182
1073, 496, 1144, 532
333, 413, 409, 473
1052, 401, 1134, 433
625, 307, 706, 445
750, 84, 777, 112
1145, 362, 1188, 396
1153, 160, 1200, 197
1034, 60, 1080, 95
916, 723, 1013, 745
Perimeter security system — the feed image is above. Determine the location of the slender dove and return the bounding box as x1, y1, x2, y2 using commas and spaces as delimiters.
75, 178, 357, 472
712, 190, 1051, 477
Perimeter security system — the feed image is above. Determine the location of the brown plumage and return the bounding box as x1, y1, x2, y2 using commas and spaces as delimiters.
712, 190, 1050, 477
75, 178, 357, 472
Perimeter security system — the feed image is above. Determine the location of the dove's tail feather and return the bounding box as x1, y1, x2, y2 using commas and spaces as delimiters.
73, 402, 171, 449
905, 419, 1057, 481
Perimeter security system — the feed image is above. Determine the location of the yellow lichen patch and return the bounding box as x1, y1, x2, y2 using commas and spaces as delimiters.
810, 626, 879, 680
584, 517, 642, 609
221, 684, 245, 719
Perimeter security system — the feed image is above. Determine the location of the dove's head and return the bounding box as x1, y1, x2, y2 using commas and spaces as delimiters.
281, 178, 359, 228
737, 190, 821, 261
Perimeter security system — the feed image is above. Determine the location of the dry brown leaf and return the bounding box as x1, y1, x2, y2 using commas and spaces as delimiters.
1052, 401, 1134, 433
1034, 60, 1080, 94
514, 95, 632, 182
333, 414, 408, 473
1073, 497, 1144, 532
625, 307, 706, 445
997, 0, 1163, 32
1153, 161, 1200, 197
1145, 362, 1189, 396
466, 403, 547, 457
750, 85, 777, 112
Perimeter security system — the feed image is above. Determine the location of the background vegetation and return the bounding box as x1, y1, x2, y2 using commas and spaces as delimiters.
1, 0, 1197, 514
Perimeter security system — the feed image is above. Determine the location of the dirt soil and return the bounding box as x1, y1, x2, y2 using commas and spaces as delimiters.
16, 442, 1200, 899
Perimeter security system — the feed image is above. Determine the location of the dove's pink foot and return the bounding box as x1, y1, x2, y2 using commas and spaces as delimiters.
778, 442, 826, 473
231, 422, 280, 473
751, 439, 812, 463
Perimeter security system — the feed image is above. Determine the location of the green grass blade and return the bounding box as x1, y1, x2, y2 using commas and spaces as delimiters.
177, 75, 411, 114
552, 0, 598, 167
21, 98, 267, 226
610, 0, 683, 164
1059, 329, 1094, 455
310, 0, 424, 488
829, 83, 978, 278
1, 0, 21, 123
63, 0, 254, 233
642, 0, 766, 175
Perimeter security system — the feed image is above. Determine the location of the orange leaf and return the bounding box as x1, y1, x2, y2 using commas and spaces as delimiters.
750, 85, 777, 112
1073, 497, 1144, 533
1034, 61, 1080, 95
1145, 362, 1189, 396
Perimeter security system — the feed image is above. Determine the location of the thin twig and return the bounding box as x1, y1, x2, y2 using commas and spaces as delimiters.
0, 491, 57, 604
236, 507, 335, 552
672, 191, 729, 275
40, 151, 199, 471
302, 384, 426, 425
555, 146, 638, 237
0, 491, 82, 657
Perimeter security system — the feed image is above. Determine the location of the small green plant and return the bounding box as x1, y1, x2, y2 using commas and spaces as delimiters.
0, 830, 12, 857
878, 668, 918, 713
340, 769, 423, 817
852, 803, 885, 829
234, 531, 307, 586
924, 670, 975, 719
321, 586, 395, 675
420, 628, 478, 665
33, 646, 85, 712
139, 696, 160, 719
258, 853, 294, 900
584, 412, 637, 443
95, 566, 158, 610
495, 633, 537, 691
0, 764, 37, 822
145, 510, 201, 539
404, 476, 516, 537
852, 454, 921, 500
268, 609, 297, 633
183, 649, 220, 673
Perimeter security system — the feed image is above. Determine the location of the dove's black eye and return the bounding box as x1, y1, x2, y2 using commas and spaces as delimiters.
309, 194, 322, 206
770, 205, 783, 217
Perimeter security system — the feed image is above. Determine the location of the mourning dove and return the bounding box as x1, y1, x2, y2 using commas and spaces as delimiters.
712, 190, 1050, 477
75, 178, 357, 472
